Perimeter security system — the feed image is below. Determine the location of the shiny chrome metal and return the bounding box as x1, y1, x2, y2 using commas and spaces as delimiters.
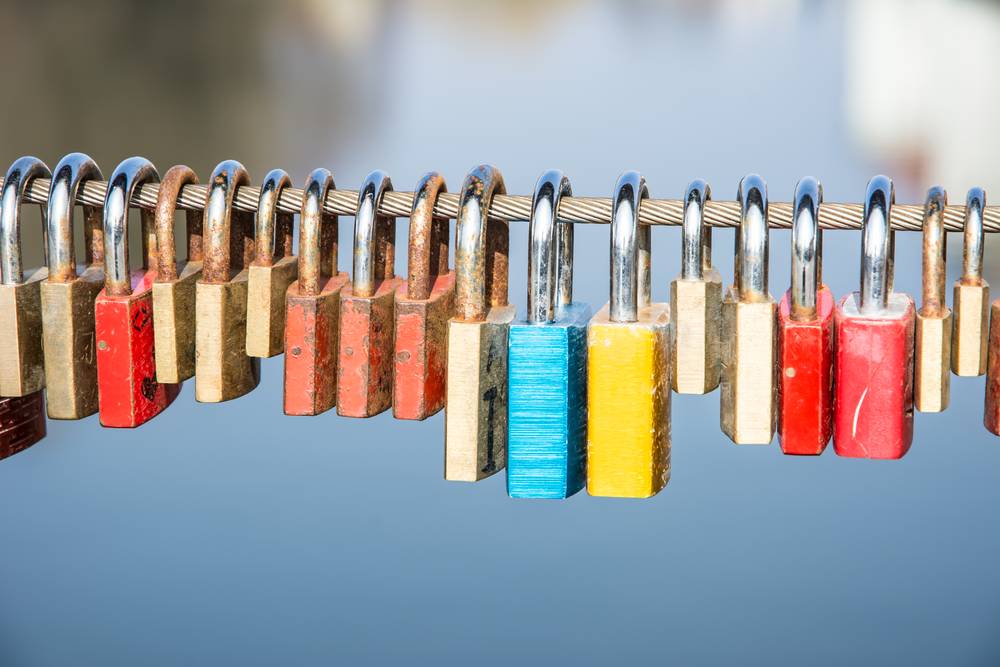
790, 176, 823, 320
609, 171, 650, 322
527, 169, 573, 323
920, 186, 947, 315
735, 174, 769, 302
859, 175, 895, 315
46, 153, 104, 283
962, 187, 986, 283
352, 170, 394, 298
454, 165, 508, 322
297, 168, 336, 296
1, 156, 50, 284
202, 160, 250, 283
680, 179, 712, 280
255, 168, 293, 266
102, 157, 159, 297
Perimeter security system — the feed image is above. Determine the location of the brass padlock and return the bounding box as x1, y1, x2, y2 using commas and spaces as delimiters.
152, 165, 203, 384
246, 168, 297, 358
39, 153, 105, 420
444, 165, 514, 482
952, 187, 989, 377
195, 160, 260, 403
914, 187, 951, 413
0, 156, 50, 397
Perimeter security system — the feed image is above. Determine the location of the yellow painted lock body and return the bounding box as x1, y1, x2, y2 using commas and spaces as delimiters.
952, 187, 989, 377
914, 187, 951, 413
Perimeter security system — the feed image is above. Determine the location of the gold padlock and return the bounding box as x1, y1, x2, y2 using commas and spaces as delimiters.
914, 187, 951, 413
247, 168, 297, 358
952, 187, 989, 377
195, 160, 260, 402
444, 165, 515, 482
0, 156, 50, 397
39, 153, 105, 420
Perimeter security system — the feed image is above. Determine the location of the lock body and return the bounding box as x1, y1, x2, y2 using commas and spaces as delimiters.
507, 302, 590, 499
833, 292, 915, 458
587, 303, 671, 498
393, 272, 455, 420
777, 286, 834, 455
152, 259, 201, 383
721, 294, 777, 444
246, 256, 298, 357
952, 281, 989, 376
982, 300, 1000, 434
445, 304, 516, 481
670, 268, 722, 394
0, 267, 47, 396
915, 308, 952, 413
0, 392, 45, 460
195, 271, 260, 402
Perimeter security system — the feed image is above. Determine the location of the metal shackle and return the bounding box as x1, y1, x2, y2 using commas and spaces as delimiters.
680, 179, 712, 281
46, 152, 104, 283
527, 169, 573, 324
961, 187, 986, 285
254, 168, 294, 267
154, 165, 203, 283
920, 186, 947, 316
790, 176, 823, 320
202, 160, 251, 284
609, 171, 650, 322
734, 174, 769, 302
297, 167, 337, 297
352, 170, 395, 297
859, 175, 895, 315
406, 171, 449, 301
102, 157, 160, 297
454, 164, 509, 322
1, 156, 50, 285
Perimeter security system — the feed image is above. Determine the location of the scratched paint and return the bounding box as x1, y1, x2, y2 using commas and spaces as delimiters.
337, 277, 402, 418
393, 272, 455, 420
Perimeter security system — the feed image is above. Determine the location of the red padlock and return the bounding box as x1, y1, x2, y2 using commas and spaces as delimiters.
777, 177, 834, 455
95, 157, 181, 428
833, 175, 915, 459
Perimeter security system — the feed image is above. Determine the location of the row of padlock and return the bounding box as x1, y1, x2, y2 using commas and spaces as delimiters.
1, 154, 998, 499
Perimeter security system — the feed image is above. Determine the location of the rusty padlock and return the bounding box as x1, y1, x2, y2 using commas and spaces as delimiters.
914, 187, 951, 413
284, 168, 349, 416
337, 170, 404, 418
0, 156, 50, 397
40, 152, 105, 420
194, 160, 260, 403
152, 165, 203, 384
393, 172, 455, 421
444, 165, 514, 482
952, 187, 989, 377
247, 168, 297, 358
0, 393, 46, 461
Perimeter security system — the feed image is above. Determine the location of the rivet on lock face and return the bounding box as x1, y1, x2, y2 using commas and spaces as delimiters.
914, 187, 951, 413
953, 187, 989, 377
587, 171, 671, 499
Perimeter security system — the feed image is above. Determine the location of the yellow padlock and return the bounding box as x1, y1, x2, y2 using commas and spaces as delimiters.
952, 187, 989, 377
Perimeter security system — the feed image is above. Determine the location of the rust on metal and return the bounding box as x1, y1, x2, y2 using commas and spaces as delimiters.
297, 168, 338, 295
454, 165, 509, 322
920, 187, 947, 317
46, 154, 104, 284
254, 169, 293, 267
154, 166, 203, 283
407, 171, 449, 301
201, 161, 250, 283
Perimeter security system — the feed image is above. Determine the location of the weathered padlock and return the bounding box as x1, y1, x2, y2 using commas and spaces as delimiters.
195, 160, 260, 403
284, 168, 349, 416
914, 187, 951, 413
833, 176, 915, 459
40, 153, 105, 420
152, 165, 203, 384
721, 174, 777, 445
777, 177, 834, 455
670, 179, 721, 394
0, 393, 46, 461
337, 170, 404, 418
246, 169, 297, 358
444, 165, 514, 482
587, 171, 671, 498
0, 156, 50, 397
507, 170, 590, 499
393, 172, 455, 420
952, 187, 989, 377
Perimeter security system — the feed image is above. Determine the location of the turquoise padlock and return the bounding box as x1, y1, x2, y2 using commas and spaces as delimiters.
507, 170, 590, 499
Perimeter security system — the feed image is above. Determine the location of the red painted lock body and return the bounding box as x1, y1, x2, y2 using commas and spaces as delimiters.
0, 390, 46, 459
982, 300, 1000, 434
394, 272, 455, 420
777, 285, 835, 455
833, 292, 915, 459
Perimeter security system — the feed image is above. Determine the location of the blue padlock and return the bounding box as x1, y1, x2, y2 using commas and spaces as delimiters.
507, 170, 590, 499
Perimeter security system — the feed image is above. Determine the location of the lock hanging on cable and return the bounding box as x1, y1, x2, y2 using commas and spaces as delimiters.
587, 171, 671, 499
507, 170, 590, 499
914, 187, 951, 413
953, 188, 989, 377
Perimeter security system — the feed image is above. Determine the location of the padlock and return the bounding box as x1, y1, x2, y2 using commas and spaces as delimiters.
246, 168, 297, 358
337, 170, 404, 418
914, 187, 951, 413
393, 172, 455, 420
985, 301, 1000, 434
587, 171, 671, 498
507, 170, 590, 499
833, 175, 915, 459
721, 174, 777, 445
670, 179, 721, 394
952, 187, 989, 377
94, 157, 181, 428
152, 165, 203, 384
0, 393, 46, 461
444, 165, 514, 482
0, 156, 50, 397
194, 160, 260, 403
39, 152, 105, 420
776, 177, 834, 455
284, 168, 349, 416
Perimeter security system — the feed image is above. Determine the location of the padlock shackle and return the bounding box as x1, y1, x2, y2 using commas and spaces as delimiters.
297, 167, 337, 297
680, 179, 712, 281
406, 172, 449, 301
154, 165, 203, 283
102, 157, 160, 297
609, 171, 650, 323
527, 169, 573, 324
202, 160, 251, 284
1, 156, 50, 285
920, 186, 947, 316
46, 153, 104, 284
859, 175, 895, 315
961, 187, 986, 285
455, 164, 509, 322
790, 176, 823, 321
352, 170, 396, 298
254, 168, 294, 267
735, 174, 769, 303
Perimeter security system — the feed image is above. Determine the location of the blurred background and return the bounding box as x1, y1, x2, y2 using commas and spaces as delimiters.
1, 0, 1000, 664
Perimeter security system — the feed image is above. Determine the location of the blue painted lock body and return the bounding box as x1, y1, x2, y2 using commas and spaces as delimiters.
507, 301, 591, 498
